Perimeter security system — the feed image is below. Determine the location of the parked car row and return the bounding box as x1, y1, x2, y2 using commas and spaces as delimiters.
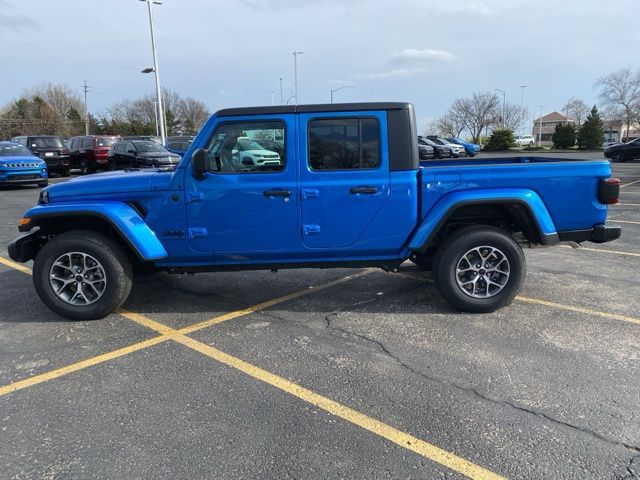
3, 134, 197, 177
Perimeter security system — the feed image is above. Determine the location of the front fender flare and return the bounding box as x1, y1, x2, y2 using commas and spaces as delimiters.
408, 188, 558, 252
18, 202, 168, 261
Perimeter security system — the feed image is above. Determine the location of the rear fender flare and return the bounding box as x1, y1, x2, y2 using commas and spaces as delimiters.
408, 188, 558, 253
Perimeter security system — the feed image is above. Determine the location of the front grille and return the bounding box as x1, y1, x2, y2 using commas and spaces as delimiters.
9, 174, 40, 180
3, 162, 41, 168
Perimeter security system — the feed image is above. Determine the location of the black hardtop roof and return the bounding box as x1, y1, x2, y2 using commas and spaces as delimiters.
216, 102, 413, 117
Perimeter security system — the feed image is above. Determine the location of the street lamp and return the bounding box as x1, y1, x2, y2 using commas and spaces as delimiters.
330, 85, 355, 103
139, 0, 166, 145
537, 105, 545, 148
494, 88, 506, 128
293, 51, 303, 105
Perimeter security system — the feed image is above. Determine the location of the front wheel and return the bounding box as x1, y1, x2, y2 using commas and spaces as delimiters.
33, 231, 133, 320
60, 167, 70, 177
433, 226, 526, 313
80, 160, 89, 175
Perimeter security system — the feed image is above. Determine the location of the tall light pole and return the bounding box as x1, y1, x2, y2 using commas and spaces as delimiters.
537, 105, 545, 148
330, 85, 355, 103
494, 88, 506, 128
279, 77, 283, 104
140, 0, 166, 145
519, 85, 527, 138
83, 80, 89, 135
293, 51, 303, 105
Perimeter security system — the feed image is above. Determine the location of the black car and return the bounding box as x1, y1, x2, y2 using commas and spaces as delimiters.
11, 135, 70, 176
604, 138, 640, 162
108, 140, 181, 170
418, 136, 447, 159
417, 138, 435, 160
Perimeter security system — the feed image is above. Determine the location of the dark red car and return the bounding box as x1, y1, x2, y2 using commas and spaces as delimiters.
68, 135, 119, 174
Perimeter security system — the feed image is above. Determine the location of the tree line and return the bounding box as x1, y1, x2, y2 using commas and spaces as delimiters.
427, 67, 640, 147
0, 83, 210, 139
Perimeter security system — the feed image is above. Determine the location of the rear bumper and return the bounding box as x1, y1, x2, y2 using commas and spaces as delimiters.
557, 224, 622, 244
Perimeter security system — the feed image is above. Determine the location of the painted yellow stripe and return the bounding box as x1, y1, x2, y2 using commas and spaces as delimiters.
173, 334, 505, 480
0, 336, 169, 397
0, 256, 32, 275
516, 296, 640, 326
614, 219, 640, 225
620, 178, 640, 189
559, 245, 640, 257
179, 270, 374, 335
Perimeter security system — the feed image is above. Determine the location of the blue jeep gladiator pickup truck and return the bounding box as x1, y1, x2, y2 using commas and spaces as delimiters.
8, 102, 621, 320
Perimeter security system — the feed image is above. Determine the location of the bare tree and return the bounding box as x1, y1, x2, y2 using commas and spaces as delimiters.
501, 103, 528, 132
432, 113, 465, 137
562, 98, 590, 128
179, 97, 210, 134
595, 68, 640, 141
450, 91, 500, 143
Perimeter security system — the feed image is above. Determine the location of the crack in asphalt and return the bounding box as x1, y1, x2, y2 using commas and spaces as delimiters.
323, 312, 640, 459
616, 454, 640, 480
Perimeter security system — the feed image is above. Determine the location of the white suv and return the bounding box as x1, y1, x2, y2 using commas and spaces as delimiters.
515, 135, 536, 147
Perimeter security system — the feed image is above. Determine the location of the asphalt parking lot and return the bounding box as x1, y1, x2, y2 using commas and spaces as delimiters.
1, 157, 639, 479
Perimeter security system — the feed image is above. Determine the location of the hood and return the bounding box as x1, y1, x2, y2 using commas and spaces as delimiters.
45, 169, 174, 200
138, 151, 180, 158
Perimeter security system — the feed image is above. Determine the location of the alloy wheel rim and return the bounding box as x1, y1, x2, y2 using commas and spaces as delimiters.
49, 252, 107, 305
455, 246, 510, 298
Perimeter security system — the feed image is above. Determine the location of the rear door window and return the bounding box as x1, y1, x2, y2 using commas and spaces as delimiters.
308, 118, 380, 170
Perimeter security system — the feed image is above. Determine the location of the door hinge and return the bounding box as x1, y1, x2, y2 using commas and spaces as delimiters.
303, 224, 321, 236
188, 227, 208, 239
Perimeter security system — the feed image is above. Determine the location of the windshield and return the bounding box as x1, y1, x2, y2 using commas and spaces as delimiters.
134, 141, 167, 153
97, 137, 118, 147
30, 137, 63, 148
0, 144, 35, 157
237, 139, 266, 151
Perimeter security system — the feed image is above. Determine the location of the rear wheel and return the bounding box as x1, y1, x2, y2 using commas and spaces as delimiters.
60, 167, 70, 177
611, 151, 625, 163
80, 160, 89, 175
33, 231, 133, 320
433, 226, 526, 313
108, 160, 117, 171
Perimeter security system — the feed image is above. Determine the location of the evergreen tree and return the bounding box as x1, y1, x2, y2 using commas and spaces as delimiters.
484, 128, 515, 151
552, 123, 576, 149
577, 106, 604, 149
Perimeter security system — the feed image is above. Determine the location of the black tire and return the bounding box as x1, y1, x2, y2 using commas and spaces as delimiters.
433, 226, 526, 313
60, 167, 70, 177
108, 159, 117, 171
33, 231, 133, 320
37, 181, 48, 188
611, 152, 625, 163
528, 142, 533, 147
80, 160, 89, 175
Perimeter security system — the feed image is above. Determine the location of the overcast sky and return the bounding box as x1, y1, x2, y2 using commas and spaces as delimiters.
1, 0, 636, 130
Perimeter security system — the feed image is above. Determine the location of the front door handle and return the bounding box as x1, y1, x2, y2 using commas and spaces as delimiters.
349, 186, 378, 194
263, 189, 291, 198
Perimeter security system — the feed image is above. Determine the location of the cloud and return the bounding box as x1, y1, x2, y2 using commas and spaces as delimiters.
390, 48, 458, 66
430, 1, 494, 16
356, 67, 430, 81
0, 1, 39, 33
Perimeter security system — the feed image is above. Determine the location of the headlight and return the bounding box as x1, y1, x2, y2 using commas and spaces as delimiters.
254, 154, 263, 158
38, 189, 49, 204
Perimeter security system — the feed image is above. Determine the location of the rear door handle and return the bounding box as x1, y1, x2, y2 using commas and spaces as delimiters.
349, 186, 378, 194
263, 189, 291, 198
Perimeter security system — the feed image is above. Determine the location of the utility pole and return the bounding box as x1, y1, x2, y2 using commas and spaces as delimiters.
279, 77, 283, 104
494, 88, 506, 128
537, 105, 545, 148
83, 80, 89, 135
293, 51, 303, 105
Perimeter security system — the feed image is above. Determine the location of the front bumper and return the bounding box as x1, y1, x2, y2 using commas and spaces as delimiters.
0, 169, 48, 184
557, 224, 622, 244
8, 230, 41, 262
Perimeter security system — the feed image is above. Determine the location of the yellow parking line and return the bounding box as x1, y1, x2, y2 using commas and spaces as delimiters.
559, 245, 640, 257
614, 220, 640, 225
516, 296, 640, 326
179, 270, 374, 335
175, 334, 504, 480
0, 336, 169, 397
620, 179, 640, 188
0, 256, 32, 275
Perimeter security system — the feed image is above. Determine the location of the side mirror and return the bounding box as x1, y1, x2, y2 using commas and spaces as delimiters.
127, 149, 136, 155
191, 148, 208, 178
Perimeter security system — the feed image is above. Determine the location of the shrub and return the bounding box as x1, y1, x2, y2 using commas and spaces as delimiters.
552, 123, 576, 149
484, 129, 515, 151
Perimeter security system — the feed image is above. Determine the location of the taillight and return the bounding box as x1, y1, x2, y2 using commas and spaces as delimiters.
598, 177, 620, 205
